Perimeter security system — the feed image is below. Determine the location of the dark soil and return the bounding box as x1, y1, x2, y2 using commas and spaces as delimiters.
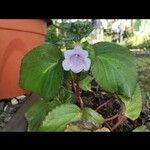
1, 80, 150, 132
81, 80, 150, 132
1, 81, 150, 132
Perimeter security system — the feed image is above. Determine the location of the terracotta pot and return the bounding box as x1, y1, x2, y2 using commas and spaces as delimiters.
0, 19, 47, 100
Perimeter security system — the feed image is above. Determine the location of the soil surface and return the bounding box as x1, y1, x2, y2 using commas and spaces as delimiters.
81, 80, 150, 132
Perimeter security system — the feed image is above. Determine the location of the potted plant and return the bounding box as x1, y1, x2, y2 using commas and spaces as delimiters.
0, 19, 51, 100
19, 20, 143, 132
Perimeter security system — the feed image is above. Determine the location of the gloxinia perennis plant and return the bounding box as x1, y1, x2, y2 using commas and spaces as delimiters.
20, 21, 142, 132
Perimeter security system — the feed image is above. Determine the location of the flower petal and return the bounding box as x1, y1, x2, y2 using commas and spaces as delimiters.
74, 45, 88, 58
62, 59, 71, 71
83, 58, 91, 71
70, 55, 84, 73
71, 65, 83, 73
62, 45, 91, 73
64, 50, 75, 59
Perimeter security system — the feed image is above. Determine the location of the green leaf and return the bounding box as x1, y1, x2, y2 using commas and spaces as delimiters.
119, 85, 142, 121
91, 42, 137, 98
81, 41, 95, 61
65, 41, 76, 49
63, 71, 72, 90
79, 72, 89, 80
26, 87, 75, 131
53, 87, 76, 104
39, 104, 82, 131
133, 125, 146, 132
57, 21, 93, 43
79, 75, 94, 91
69, 21, 94, 41
26, 97, 66, 132
65, 120, 97, 132
20, 43, 64, 100
45, 25, 61, 45
64, 71, 72, 80
25, 99, 50, 131
82, 107, 104, 128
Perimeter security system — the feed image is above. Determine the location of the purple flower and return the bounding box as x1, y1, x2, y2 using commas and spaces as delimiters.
62, 45, 91, 73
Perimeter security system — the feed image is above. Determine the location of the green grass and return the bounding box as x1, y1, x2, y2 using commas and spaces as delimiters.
136, 56, 150, 101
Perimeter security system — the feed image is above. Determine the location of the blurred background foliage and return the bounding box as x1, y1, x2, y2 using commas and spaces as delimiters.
46, 19, 150, 50
45, 20, 93, 49
45, 19, 150, 102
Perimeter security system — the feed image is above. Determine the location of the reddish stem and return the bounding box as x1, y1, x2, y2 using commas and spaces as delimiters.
96, 97, 114, 112
111, 114, 126, 131
104, 121, 112, 130
71, 80, 76, 93
72, 74, 84, 109
105, 113, 120, 121
76, 76, 84, 109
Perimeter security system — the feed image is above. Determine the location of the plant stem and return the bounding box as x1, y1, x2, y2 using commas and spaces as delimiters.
71, 80, 76, 93
76, 74, 84, 109
105, 113, 120, 121
104, 122, 112, 130
96, 97, 114, 112
111, 114, 126, 131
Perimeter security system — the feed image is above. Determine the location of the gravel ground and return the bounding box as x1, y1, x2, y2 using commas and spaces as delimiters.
0, 95, 27, 129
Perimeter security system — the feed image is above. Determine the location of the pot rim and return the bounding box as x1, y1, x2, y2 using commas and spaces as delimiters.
0, 19, 47, 35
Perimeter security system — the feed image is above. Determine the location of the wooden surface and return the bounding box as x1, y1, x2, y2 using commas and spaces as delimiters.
0, 94, 40, 132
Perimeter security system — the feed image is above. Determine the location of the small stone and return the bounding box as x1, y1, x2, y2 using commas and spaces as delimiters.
6, 107, 17, 114
11, 98, 18, 105
16, 95, 26, 100
4, 105, 8, 112
101, 92, 107, 95
95, 127, 110, 132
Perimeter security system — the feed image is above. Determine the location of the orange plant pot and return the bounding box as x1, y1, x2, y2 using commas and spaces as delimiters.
0, 19, 47, 100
